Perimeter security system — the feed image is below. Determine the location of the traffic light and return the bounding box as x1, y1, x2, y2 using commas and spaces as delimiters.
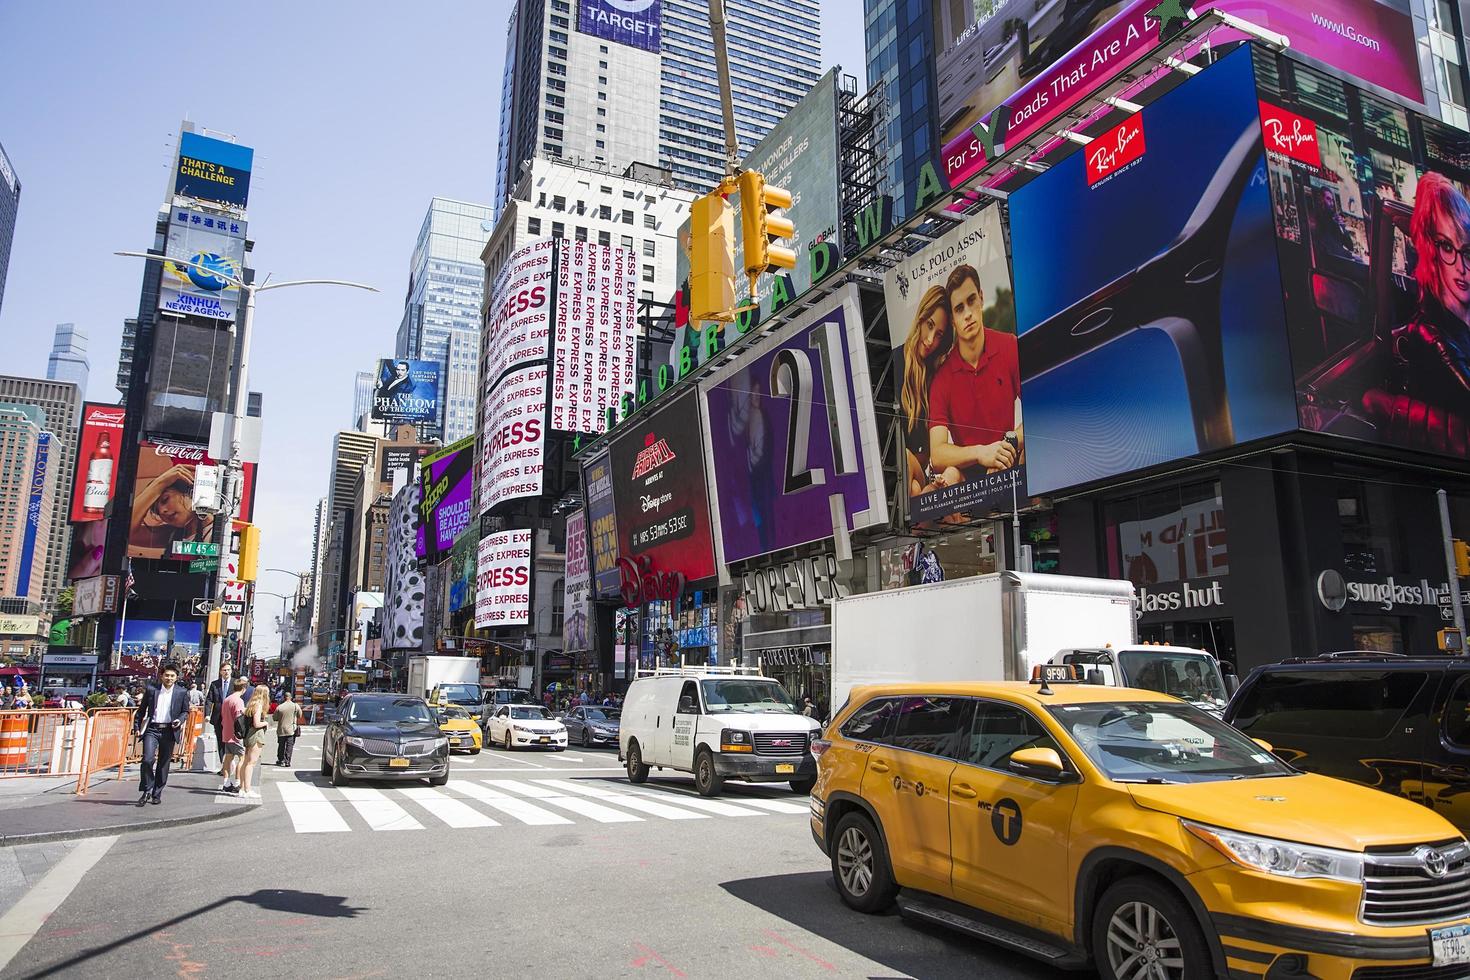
737, 169, 795, 282
206, 609, 224, 637
238, 523, 260, 582
1456, 539, 1470, 578
689, 185, 737, 323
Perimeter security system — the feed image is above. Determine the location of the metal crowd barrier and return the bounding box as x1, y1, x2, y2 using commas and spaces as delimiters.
74, 706, 206, 795
0, 708, 89, 778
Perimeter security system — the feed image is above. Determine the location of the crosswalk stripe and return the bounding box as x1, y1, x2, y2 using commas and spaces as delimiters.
396, 787, 499, 828
483, 780, 643, 823
338, 786, 424, 831
276, 782, 351, 833
447, 782, 572, 825
725, 797, 811, 814
535, 779, 714, 820
617, 788, 765, 818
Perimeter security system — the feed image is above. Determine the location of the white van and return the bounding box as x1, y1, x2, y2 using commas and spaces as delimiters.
618, 667, 820, 797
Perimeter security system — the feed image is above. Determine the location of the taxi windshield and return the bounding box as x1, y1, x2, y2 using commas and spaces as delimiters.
440, 707, 471, 720
1047, 702, 1294, 784
1118, 652, 1227, 707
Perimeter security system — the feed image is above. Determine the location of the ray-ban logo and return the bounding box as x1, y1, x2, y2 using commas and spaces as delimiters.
1086, 116, 1146, 186
1259, 102, 1321, 167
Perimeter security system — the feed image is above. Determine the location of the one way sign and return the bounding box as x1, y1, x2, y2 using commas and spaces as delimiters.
191, 598, 212, 617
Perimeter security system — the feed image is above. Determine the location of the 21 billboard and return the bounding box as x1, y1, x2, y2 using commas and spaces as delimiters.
552, 239, 636, 434
700, 285, 887, 564
174, 132, 253, 210
159, 208, 245, 322
371, 358, 441, 425
608, 389, 717, 582
71, 403, 125, 523
1012, 46, 1298, 494
578, 0, 660, 52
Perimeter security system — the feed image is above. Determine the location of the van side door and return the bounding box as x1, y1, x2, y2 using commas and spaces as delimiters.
668, 680, 700, 771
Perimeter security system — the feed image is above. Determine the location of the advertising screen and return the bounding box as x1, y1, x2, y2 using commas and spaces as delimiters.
608, 389, 717, 582
378, 445, 429, 486
583, 450, 621, 600
1012, 47, 1298, 494
701, 285, 887, 564
1261, 60, 1470, 460
883, 206, 1020, 523
71, 402, 125, 523
71, 575, 122, 617
419, 435, 474, 558
578, 0, 660, 52
551, 239, 636, 434
382, 481, 426, 651
144, 319, 233, 440
174, 132, 253, 209
475, 529, 532, 628
485, 238, 553, 389
371, 358, 441, 425
159, 208, 245, 322
15, 434, 50, 597
563, 509, 591, 653
448, 530, 477, 614
126, 441, 257, 559
116, 620, 204, 677
479, 363, 546, 512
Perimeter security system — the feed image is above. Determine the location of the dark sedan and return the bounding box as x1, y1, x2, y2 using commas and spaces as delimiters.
321, 694, 449, 786
562, 705, 621, 749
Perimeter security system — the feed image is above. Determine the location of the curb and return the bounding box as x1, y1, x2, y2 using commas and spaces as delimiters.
0, 800, 262, 848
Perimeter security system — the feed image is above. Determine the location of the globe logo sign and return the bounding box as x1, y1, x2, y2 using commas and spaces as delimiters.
180, 251, 236, 292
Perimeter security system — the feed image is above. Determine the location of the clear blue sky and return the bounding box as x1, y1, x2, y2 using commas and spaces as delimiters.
0, 1, 867, 656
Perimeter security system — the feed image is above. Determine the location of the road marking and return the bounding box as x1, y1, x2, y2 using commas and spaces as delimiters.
723, 798, 811, 814
483, 780, 642, 823
396, 787, 499, 828
0, 835, 117, 973
337, 786, 424, 831
276, 782, 351, 832
479, 751, 549, 769
535, 779, 712, 820
447, 782, 572, 825
616, 788, 765, 818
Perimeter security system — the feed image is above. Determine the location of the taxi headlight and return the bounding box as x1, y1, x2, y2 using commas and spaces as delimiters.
1184, 821, 1363, 882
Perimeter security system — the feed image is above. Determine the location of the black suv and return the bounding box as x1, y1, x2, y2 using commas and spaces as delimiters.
1224, 653, 1470, 833
321, 693, 450, 787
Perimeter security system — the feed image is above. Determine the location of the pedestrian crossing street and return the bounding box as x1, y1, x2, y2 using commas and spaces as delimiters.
266, 776, 812, 834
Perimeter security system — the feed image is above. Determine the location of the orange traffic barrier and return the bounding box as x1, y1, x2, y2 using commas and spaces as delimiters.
0, 709, 88, 777
0, 714, 26, 768
78, 706, 204, 795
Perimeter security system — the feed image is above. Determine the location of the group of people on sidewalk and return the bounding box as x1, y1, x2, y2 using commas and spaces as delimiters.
130, 658, 302, 806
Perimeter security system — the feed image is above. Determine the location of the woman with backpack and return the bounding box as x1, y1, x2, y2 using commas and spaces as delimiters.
237, 684, 270, 800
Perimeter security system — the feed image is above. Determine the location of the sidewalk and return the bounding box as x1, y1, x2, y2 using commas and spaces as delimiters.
0, 766, 260, 847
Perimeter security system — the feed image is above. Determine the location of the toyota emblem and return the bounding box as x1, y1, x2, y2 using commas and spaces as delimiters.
1417, 846, 1450, 878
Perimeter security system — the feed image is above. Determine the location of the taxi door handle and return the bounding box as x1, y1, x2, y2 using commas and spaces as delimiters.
952, 784, 978, 799
870, 761, 890, 774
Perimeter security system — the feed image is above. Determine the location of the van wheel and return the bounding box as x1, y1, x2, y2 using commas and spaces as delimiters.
831, 811, 897, 913
694, 750, 724, 797
626, 741, 649, 783
1091, 877, 1210, 980
789, 777, 816, 795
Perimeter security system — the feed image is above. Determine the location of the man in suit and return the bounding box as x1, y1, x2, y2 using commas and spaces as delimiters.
133, 662, 190, 806
204, 661, 236, 767
273, 690, 302, 767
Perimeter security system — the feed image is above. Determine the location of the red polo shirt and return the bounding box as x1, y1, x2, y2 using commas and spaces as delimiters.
928, 330, 1020, 448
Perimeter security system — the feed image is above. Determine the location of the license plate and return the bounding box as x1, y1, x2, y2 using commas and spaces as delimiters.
1432, 925, 1470, 967
539, 736, 550, 743
776, 763, 795, 774
450, 738, 462, 746
389, 757, 410, 768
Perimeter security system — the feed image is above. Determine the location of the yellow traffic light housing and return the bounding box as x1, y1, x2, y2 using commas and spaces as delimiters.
206, 610, 224, 637
737, 169, 796, 286
238, 523, 261, 582
689, 187, 737, 323
1456, 538, 1470, 578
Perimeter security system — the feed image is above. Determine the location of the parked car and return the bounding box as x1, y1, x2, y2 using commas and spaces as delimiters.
1225, 651, 1470, 833
320, 693, 449, 786
435, 705, 483, 754
813, 672, 1470, 979
563, 705, 620, 748
485, 703, 567, 751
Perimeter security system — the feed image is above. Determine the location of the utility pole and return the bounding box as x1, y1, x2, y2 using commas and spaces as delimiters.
707, 0, 740, 177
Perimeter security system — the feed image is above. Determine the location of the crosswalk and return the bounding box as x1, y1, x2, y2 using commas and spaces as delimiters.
269, 776, 811, 834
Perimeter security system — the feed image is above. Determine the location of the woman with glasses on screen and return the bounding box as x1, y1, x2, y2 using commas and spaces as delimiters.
1393, 171, 1470, 415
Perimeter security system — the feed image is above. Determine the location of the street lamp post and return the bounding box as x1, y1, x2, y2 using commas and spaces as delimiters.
115, 251, 376, 684
263, 568, 307, 659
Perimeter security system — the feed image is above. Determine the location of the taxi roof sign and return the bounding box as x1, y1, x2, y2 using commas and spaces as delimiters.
1031, 663, 1081, 694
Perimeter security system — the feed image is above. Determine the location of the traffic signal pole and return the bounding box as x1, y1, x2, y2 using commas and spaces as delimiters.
707, 0, 740, 177
1439, 489, 1467, 644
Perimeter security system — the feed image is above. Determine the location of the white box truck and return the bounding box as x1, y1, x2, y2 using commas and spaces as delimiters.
406, 656, 480, 701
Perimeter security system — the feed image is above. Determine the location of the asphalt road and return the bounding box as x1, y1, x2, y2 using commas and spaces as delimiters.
0, 732, 1091, 979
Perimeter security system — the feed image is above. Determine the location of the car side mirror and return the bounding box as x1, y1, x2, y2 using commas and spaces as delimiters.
1251, 737, 1274, 754
1085, 668, 1106, 686
1008, 747, 1073, 782
1224, 674, 1241, 696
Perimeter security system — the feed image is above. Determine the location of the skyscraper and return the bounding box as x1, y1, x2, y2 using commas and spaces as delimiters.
394, 198, 492, 442
0, 376, 81, 608
0, 140, 18, 317
352, 370, 374, 430
0, 403, 55, 607
46, 323, 89, 391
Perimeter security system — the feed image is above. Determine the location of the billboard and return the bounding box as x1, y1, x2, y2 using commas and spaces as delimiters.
448, 530, 478, 614
115, 620, 204, 676
71, 403, 125, 523
72, 575, 122, 617
608, 389, 717, 582
883, 206, 1020, 523
551, 239, 637, 433
701, 285, 887, 564
419, 435, 474, 558
583, 450, 621, 599
379, 445, 430, 486
144, 319, 233, 439
382, 481, 426, 651
15, 434, 50, 597
174, 132, 253, 209
475, 529, 532, 628
485, 238, 553, 388
578, 0, 660, 52
479, 363, 547, 512
563, 509, 591, 653
159, 208, 245, 322
126, 441, 257, 559
1261, 53, 1470, 459
371, 358, 441, 425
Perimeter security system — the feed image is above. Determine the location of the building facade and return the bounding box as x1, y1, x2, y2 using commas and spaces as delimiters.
46, 324, 89, 391
0, 403, 55, 607
0, 376, 81, 610
352, 370, 373, 431
0, 140, 17, 318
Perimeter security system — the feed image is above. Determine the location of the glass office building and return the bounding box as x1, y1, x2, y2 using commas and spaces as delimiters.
0, 141, 18, 318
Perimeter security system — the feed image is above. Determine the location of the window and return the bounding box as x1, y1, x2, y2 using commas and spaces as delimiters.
621, 209, 634, 224
552, 195, 565, 211
642, 240, 655, 257
599, 60, 608, 69
598, 205, 611, 221
623, 189, 635, 199
527, 217, 541, 236
642, 264, 654, 282
1445, 676, 1470, 748
597, 107, 607, 117
598, 230, 611, 247
1232, 670, 1431, 741
677, 681, 700, 714
840, 697, 900, 743
1104, 480, 1227, 586
598, 76, 607, 85
551, 576, 564, 634
644, 214, 656, 229
598, 92, 606, 101
552, 221, 565, 238
600, 185, 612, 195
961, 704, 1062, 771
575, 226, 588, 241
889, 696, 973, 759
596, 139, 605, 149
621, 235, 634, 250
599, 44, 607, 53
596, 124, 606, 133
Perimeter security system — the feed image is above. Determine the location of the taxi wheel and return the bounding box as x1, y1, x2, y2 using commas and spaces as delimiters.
470, 747, 481, 755
1092, 877, 1210, 980
830, 811, 897, 913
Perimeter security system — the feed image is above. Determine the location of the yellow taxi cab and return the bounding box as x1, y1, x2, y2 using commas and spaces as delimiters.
435, 706, 482, 755
810, 668, 1470, 980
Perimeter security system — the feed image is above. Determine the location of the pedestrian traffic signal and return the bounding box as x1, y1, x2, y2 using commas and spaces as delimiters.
689, 185, 737, 323
238, 523, 260, 582
1456, 539, 1470, 578
737, 169, 795, 283
206, 610, 224, 637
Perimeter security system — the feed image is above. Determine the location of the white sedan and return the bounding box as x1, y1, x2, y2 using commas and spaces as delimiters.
486, 704, 568, 751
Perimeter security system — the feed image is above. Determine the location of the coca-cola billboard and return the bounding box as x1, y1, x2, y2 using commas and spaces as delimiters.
126, 440, 256, 560
71, 403, 126, 523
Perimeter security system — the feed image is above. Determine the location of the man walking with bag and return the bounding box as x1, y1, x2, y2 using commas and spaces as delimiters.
273, 690, 301, 767
133, 662, 190, 806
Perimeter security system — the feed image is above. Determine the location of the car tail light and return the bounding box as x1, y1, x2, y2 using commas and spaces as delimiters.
810, 738, 831, 757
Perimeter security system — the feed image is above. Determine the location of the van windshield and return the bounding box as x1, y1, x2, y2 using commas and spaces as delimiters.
1118, 652, 1227, 708
701, 679, 797, 714
437, 684, 482, 706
